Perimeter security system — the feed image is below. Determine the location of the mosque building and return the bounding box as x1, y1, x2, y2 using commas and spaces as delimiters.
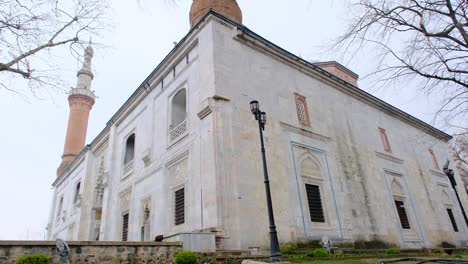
47, 0, 468, 250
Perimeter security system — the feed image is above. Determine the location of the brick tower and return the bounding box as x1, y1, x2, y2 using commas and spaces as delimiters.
57, 45, 96, 176
189, 0, 242, 28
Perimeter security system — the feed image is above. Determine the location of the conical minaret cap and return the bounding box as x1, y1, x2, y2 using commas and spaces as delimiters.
190, 0, 242, 28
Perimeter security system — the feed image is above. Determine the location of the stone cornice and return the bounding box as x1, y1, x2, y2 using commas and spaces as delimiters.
375, 151, 404, 164
280, 122, 332, 142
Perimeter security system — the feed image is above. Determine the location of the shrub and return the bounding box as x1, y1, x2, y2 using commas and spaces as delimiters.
199, 256, 213, 264
441, 241, 456, 255
16, 254, 51, 264
280, 242, 298, 254
297, 240, 321, 249
431, 248, 442, 254
385, 248, 401, 255
307, 248, 329, 258
175, 251, 198, 264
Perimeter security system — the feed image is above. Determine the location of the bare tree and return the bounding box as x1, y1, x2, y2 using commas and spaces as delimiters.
0, 0, 109, 95
334, 0, 467, 129
451, 133, 468, 194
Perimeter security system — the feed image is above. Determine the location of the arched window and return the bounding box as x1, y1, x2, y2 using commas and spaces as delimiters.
171, 89, 187, 128
124, 134, 135, 165
441, 190, 459, 232
301, 155, 325, 223
391, 179, 410, 230
169, 89, 188, 143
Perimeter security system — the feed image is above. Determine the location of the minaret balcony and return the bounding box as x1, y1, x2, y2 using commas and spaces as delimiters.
69, 88, 96, 99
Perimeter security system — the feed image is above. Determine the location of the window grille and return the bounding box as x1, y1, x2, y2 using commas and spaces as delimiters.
174, 188, 185, 226
428, 149, 440, 170
378, 128, 392, 153
294, 93, 310, 127
305, 184, 325, 223
394, 200, 410, 229
446, 208, 459, 232
122, 213, 129, 241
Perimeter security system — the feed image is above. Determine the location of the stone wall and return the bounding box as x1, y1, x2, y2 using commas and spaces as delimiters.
0, 241, 182, 264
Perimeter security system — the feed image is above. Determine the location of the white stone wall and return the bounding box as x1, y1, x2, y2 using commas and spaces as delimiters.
208, 18, 468, 249
49, 21, 223, 244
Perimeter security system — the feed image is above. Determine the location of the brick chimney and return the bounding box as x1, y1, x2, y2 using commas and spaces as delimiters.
314, 61, 359, 87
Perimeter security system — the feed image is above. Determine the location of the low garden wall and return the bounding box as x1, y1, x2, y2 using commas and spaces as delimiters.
0, 240, 182, 264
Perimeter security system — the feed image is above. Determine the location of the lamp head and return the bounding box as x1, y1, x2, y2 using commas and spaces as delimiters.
250, 100, 259, 115
260, 112, 267, 126
443, 160, 450, 171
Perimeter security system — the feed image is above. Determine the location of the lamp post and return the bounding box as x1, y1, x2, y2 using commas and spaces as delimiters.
443, 160, 468, 227
250, 100, 282, 262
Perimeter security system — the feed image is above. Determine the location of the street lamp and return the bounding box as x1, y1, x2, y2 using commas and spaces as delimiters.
250, 100, 282, 262
443, 160, 468, 227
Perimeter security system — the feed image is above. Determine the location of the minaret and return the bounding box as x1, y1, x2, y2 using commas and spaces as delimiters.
57, 45, 96, 176
189, 0, 242, 28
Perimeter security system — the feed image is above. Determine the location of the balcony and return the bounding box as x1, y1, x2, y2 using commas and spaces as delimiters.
123, 160, 134, 177
69, 88, 96, 99
169, 119, 188, 144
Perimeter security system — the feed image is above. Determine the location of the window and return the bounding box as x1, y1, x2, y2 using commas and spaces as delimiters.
378, 127, 392, 153
57, 196, 64, 217
124, 134, 135, 165
74, 182, 81, 204
428, 149, 440, 170
305, 184, 325, 223
171, 89, 187, 128
122, 213, 129, 241
123, 134, 135, 176
446, 208, 459, 232
174, 188, 185, 226
169, 89, 188, 142
294, 93, 310, 127
394, 200, 411, 229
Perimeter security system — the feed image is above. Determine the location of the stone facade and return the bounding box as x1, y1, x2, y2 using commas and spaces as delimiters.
47, 11, 468, 252
0, 241, 181, 264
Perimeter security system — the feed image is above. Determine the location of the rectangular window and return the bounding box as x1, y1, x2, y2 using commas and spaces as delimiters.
294, 93, 311, 127
57, 196, 64, 216
74, 182, 81, 204
122, 213, 129, 241
446, 208, 459, 232
305, 184, 325, 223
174, 188, 185, 226
428, 149, 440, 170
378, 127, 392, 153
394, 200, 411, 229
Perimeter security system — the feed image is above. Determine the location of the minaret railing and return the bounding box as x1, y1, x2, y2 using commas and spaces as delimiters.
70, 88, 96, 99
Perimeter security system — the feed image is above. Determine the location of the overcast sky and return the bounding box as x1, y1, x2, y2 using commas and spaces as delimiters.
0, 0, 440, 240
